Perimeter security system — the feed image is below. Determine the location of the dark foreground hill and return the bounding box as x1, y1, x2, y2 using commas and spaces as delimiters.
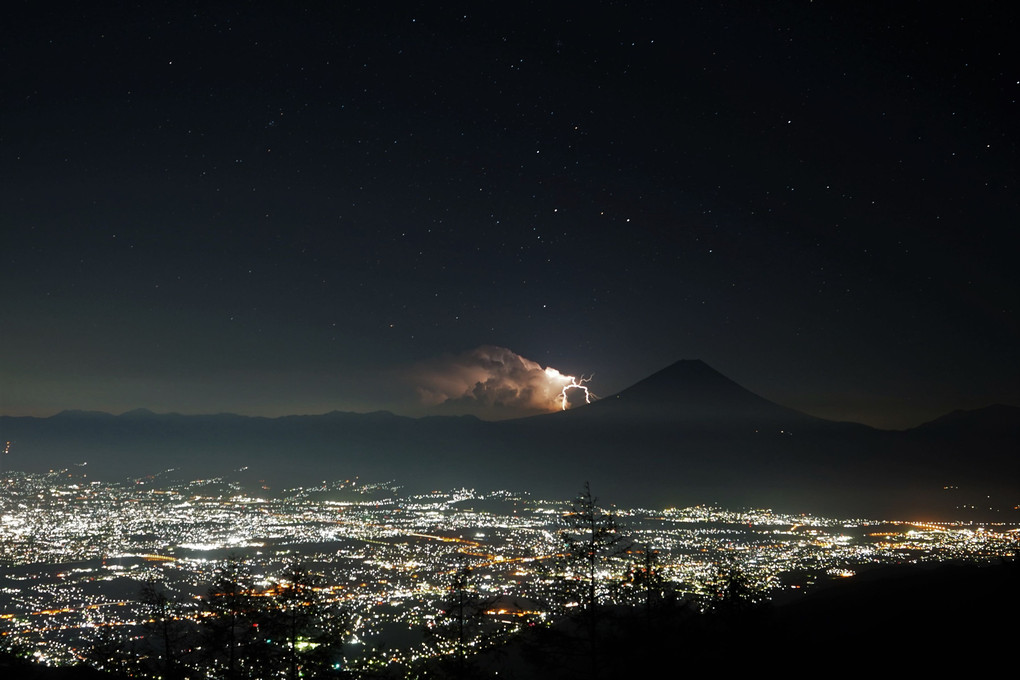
469, 558, 1020, 680
2, 361, 1018, 519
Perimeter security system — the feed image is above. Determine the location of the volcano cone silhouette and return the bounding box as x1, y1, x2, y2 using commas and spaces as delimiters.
563, 359, 814, 427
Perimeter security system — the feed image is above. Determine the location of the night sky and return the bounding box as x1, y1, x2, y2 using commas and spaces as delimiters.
2, 2, 1018, 429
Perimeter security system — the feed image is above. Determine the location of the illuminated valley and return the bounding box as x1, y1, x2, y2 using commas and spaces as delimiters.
1, 469, 1015, 676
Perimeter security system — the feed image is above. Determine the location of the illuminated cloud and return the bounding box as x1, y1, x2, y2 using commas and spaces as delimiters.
410, 346, 593, 417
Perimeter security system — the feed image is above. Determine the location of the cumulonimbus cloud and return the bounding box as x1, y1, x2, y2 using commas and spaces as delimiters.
410, 346, 589, 415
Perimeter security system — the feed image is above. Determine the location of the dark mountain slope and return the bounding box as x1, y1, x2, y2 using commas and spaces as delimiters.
2, 362, 1016, 519
567, 359, 817, 425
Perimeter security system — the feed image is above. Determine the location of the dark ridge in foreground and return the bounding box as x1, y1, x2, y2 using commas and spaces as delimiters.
2, 361, 1018, 519
473, 559, 1020, 679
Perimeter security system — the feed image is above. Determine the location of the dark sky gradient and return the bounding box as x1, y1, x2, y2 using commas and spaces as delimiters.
2, 2, 1018, 428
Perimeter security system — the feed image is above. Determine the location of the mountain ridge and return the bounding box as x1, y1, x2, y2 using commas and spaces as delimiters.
27, 361, 1017, 434
3, 361, 1017, 519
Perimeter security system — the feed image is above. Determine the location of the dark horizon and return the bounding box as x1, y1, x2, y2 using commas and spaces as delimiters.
10, 357, 1017, 434
2, 3, 1018, 430
4, 357, 1017, 522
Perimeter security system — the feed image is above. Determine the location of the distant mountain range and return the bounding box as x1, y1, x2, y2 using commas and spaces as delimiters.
2, 360, 1018, 519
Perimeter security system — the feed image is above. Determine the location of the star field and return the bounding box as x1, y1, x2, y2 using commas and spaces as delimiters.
1, 2, 1017, 428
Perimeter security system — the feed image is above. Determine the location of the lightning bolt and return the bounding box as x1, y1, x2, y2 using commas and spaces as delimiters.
559, 375, 595, 410
544, 368, 596, 410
